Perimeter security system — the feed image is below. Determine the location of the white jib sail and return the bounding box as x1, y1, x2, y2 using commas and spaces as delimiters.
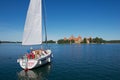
22, 0, 42, 45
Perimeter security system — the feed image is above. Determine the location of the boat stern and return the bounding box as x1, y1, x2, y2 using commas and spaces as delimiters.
17, 59, 38, 70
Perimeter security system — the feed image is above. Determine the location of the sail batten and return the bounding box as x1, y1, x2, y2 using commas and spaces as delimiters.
22, 0, 42, 45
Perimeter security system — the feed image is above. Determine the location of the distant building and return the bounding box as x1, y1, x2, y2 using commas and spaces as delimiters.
64, 35, 82, 44
86, 38, 90, 44
64, 37, 67, 41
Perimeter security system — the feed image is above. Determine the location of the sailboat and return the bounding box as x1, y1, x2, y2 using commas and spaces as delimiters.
17, 0, 52, 70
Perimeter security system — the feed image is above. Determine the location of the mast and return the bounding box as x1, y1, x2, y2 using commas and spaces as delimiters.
43, 0, 48, 46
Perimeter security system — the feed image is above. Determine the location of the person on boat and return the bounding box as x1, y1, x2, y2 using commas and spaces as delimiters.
32, 50, 41, 59
26, 53, 30, 59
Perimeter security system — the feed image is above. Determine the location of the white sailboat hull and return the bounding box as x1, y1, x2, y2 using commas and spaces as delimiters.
17, 49, 52, 70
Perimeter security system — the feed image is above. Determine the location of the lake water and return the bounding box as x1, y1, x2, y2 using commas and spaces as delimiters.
0, 43, 120, 80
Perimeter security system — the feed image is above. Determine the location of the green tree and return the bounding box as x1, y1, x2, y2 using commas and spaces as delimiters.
70, 40, 74, 44
89, 37, 92, 43
57, 39, 74, 44
47, 40, 56, 43
95, 37, 99, 43
64, 40, 70, 43
57, 39, 64, 44
93, 37, 105, 43
82, 38, 87, 43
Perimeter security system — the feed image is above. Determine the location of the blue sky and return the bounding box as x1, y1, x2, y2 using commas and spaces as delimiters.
0, 0, 120, 41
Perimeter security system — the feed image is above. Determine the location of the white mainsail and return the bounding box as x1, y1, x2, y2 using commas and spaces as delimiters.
22, 0, 42, 45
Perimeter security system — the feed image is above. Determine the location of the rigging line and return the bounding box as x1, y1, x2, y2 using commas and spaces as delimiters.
43, 0, 48, 47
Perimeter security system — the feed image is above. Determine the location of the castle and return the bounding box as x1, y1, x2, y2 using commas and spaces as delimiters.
64, 35, 82, 44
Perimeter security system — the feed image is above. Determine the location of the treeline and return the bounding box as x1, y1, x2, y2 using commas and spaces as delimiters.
105, 40, 120, 43
43, 40, 56, 43
57, 39, 74, 44
82, 37, 105, 43
58, 37, 105, 44
0, 41, 21, 43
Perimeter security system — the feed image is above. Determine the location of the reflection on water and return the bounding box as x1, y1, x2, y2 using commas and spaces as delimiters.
17, 64, 51, 80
